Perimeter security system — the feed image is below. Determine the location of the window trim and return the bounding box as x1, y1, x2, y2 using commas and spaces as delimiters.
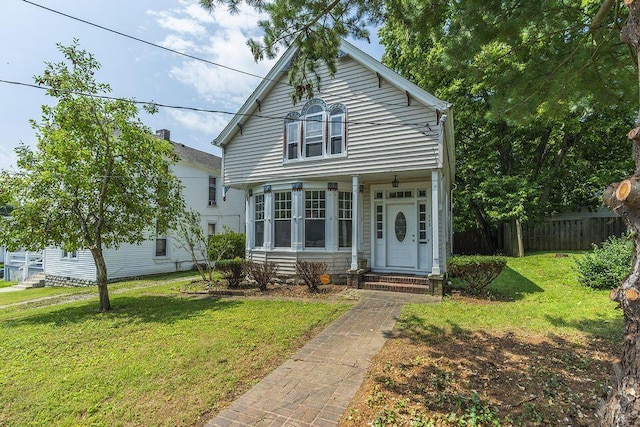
283, 99, 347, 163
254, 193, 265, 248
273, 191, 292, 248
61, 249, 78, 259
154, 237, 168, 258
208, 175, 217, 207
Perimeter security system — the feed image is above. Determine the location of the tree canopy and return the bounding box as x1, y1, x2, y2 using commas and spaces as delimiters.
0, 41, 184, 311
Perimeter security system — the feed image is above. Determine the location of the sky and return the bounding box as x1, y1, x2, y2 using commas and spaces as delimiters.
0, 0, 384, 172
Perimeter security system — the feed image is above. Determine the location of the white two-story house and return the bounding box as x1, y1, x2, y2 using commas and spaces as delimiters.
214, 40, 454, 293
39, 130, 245, 286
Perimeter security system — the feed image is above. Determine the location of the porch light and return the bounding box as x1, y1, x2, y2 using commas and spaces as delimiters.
392, 175, 399, 188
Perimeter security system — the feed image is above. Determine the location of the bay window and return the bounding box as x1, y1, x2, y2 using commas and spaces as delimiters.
305, 190, 326, 248
254, 194, 264, 247
274, 191, 292, 247
338, 191, 352, 247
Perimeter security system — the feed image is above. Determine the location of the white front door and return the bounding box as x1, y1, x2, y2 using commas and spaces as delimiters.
386, 203, 417, 268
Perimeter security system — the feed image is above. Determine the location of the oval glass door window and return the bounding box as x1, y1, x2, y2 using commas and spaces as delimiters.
395, 212, 407, 242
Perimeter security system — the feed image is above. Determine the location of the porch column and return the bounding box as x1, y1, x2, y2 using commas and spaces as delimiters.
291, 183, 304, 251
351, 175, 359, 271
431, 171, 441, 275
263, 185, 273, 250
23, 251, 30, 282
245, 192, 252, 251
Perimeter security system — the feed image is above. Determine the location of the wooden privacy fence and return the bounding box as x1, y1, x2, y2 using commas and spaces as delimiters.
523, 216, 626, 251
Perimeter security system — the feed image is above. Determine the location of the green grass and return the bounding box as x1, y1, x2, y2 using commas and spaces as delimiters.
400, 252, 623, 342
0, 278, 350, 426
0, 271, 203, 307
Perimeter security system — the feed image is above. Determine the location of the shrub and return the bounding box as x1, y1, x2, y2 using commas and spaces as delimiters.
208, 228, 246, 261
575, 234, 633, 290
295, 261, 328, 292
246, 261, 278, 291
216, 258, 246, 288
447, 255, 507, 295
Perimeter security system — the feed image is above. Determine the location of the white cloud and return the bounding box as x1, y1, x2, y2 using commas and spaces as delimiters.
150, 3, 278, 110
183, 3, 215, 23
167, 109, 229, 136
148, 10, 206, 36
159, 34, 198, 52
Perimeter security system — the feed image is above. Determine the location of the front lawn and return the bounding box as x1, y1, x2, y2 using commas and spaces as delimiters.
343, 252, 623, 426
0, 279, 351, 426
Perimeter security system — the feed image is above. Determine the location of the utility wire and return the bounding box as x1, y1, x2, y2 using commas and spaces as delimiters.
20, 0, 288, 88
19, 0, 429, 112
0, 78, 438, 133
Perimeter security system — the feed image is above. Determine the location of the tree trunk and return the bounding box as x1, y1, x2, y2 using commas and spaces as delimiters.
90, 247, 111, 312
600, 1, 640, 424
471, 202, 496, 254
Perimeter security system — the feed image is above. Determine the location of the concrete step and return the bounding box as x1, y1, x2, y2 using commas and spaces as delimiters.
16, 273, 46, 289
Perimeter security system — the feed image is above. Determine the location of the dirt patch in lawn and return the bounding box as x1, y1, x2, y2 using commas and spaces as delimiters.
342, 331, 617, 426
182, 281, 351, 300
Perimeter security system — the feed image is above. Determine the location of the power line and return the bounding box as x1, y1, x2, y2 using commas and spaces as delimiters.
0, 78, 438, 133
19, 0, 427, 112
20, 0, 289, 88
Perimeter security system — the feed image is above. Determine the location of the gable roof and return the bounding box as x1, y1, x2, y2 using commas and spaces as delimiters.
213, 39, 450, 148
172, 141, 221, 170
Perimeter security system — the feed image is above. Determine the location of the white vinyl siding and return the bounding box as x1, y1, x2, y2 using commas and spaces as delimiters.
223, 57, 441, 185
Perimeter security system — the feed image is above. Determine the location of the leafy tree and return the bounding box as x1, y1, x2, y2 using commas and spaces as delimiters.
174, 209, 216, 283
0, 41, 184, 312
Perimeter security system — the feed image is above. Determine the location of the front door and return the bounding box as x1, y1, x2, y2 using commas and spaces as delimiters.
386, 203, 417, 268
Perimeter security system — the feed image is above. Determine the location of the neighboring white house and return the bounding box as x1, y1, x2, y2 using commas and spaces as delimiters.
35, 130, 245, 286
214, 40, 455, 290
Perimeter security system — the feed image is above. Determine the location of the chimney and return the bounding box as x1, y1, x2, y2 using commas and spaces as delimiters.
155, 129, 171, 141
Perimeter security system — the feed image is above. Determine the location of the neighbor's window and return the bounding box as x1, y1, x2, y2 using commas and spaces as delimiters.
209, 176, 217, 206
61, 250, 78, 259
305, 190, 326, 248
338, 191, 352, 248
208, 223, 216, 241
254, 194, 265, 247
274, 191, 292, 247
155, 237, 167, 257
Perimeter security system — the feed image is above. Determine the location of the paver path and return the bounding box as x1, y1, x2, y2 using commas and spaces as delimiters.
206, 290, 438, 427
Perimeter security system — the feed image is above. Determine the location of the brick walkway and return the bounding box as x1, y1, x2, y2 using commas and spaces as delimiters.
206, 290, 438, 427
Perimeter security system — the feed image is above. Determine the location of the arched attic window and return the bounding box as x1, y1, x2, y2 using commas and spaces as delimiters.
284, 98, 347, 161
284, 112, 301, 160
328, 103, 347, 155
301, 99, 326, 158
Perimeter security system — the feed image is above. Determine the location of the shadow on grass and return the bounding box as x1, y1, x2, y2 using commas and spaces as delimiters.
545, 314, 623, 344
2, 294, 243, 328
448, 266, 544, 301
364, 322, 617, 427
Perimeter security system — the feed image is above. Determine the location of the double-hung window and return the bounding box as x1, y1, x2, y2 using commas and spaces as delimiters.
305, 190, 326, 248
304, 105, 324, 158
208, 176, 217, 206
155, 237, 167, 257
285, 114, 300, 160
338, 191, 352, 247
61, 249, 78, 259
274, 191, 292, 247
284, 99, 347, 161
254, 194, 265, 247
329, 106, 346, 155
